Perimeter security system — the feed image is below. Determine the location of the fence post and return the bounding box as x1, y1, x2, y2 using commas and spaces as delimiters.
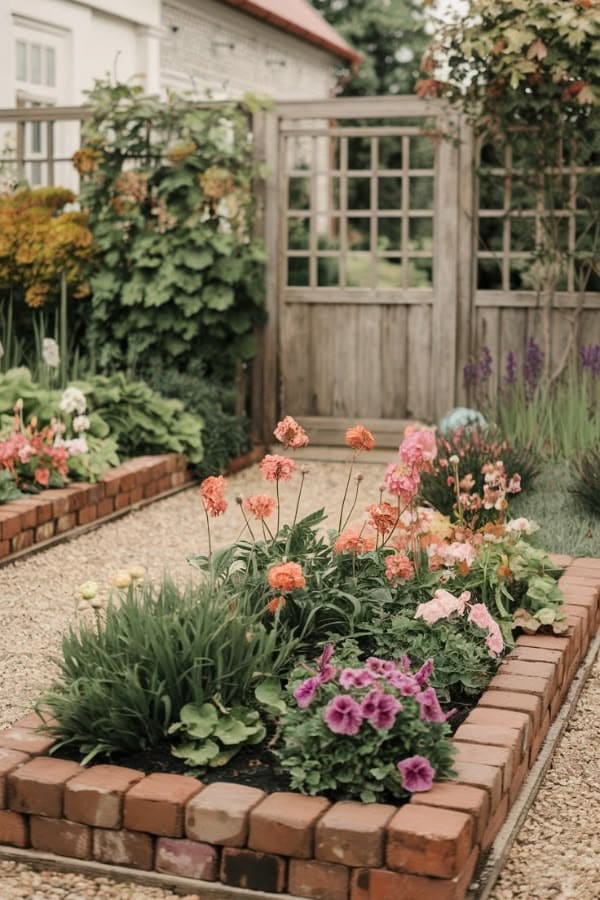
455, 118, 477, 406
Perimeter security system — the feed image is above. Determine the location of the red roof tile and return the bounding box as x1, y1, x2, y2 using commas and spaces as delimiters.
222, 0, 361, 64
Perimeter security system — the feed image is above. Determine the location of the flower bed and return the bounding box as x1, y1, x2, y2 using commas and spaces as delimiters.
0, 454, 191, 564
0, 558, 598, 900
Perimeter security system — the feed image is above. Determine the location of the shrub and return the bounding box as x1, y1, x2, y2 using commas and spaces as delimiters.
42, 577, 298, 763
572, 447, 600, 517
278, 646, 456, 802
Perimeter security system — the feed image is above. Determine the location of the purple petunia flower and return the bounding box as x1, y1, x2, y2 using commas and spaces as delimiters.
400, 654, 412, 673
361, 689, 403, 730
387, 671, 420, 696
323, 694, 364, 735
339, 668, 375, 690
415, 686, 448, 723
414, 658, 435, 688
293, 676, 320, 709
366, 657, 397, 678
397, 755, 436, 793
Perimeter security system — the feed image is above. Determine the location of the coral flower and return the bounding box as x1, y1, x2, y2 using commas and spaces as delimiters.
384, 554, 414, 584
259, 454, 296, 482
34, 466, 50, 487
243, 494, 277, 520
345, 425, 375, 452
397, 755, 436, 793
323, 695, 364, 735
273, 415, 309, 449
267, 561, 306, 592
367, 501, 397, 535
200, 475, 227, 517
267, 596, 286, 615
334, 529, 375, 554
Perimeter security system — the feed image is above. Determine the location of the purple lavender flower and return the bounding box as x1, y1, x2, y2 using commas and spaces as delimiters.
415, 686, 448, 723
523, 338, 544, 399
464, 346, 494, 389
504, 350, 517, 386
397, 755, 436, 793
361, 690, 403, 730
463, 362, 481, 388
339, 668, 375, 689
293, 676, 320, 709
323, 694, 364, 735
580, 344, 600, 377
480, 345, 492, 379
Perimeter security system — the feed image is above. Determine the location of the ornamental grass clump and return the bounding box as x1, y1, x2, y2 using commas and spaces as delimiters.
278, 645, 455, 803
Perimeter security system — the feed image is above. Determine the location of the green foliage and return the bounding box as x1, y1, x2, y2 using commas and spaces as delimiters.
572, 446, 600, 516
169, 701, 267, 769
78, 80, 267, 380
41, 577, 299, 763
278, 650, 455, 803
419, 426, 539, 518
313, 0, 428, 96
0, 469, 22, 502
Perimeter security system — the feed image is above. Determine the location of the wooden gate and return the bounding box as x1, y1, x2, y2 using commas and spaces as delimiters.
253, 96, 470, 446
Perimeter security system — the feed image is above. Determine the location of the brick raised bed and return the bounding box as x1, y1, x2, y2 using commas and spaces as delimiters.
0, 558, 598, 899
0, 454, 192, 565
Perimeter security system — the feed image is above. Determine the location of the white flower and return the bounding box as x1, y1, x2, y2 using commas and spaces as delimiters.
60, 386, 87, 415
42, 338, 60, 368
13, 398, 23, 413
73, 415, 90, 433
505, 517, 538, 535
449, 454, 460, 465
79, 581, 98, 600
64, 437, 88, 456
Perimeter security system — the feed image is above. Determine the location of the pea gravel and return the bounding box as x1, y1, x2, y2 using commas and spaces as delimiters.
0, 458, 599, 898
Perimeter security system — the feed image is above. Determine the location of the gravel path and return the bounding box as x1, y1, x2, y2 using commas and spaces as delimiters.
0, 458, 599, 898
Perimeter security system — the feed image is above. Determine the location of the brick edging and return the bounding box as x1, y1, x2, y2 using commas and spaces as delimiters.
0, 557, 598, 900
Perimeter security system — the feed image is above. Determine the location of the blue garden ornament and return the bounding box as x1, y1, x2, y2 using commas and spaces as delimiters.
438, 407, 487, 435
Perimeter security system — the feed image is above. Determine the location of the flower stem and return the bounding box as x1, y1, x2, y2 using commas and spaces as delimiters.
292, 471, 305, 528
338, 453, 356, 532
341, 477, 362, 531
276, 479, 281, 534
203, 504, 213, 559
239, 505, 256, 542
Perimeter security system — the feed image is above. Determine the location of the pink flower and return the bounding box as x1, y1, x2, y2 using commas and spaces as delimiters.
345, 425, 375, 452
415, 589, 470, 625
385, 554, 414, 584
365, 657, 397, 678
415, 686, 448, 723
323, 695, 364, 735
399, 429, 437, 470
361, 690, 403, 730
243, 494, 277, 520
485, 623, 504, 656
273, 416, 309, 449
200, 475, 227, 517
414, 658, 435, 687
339, 668, 375, 689
34, 466, 50, 487
317, 644, 336, 683
397, 755, 436, 793
387, 672, 420, 695
508, 474, 522, 494
468, 603, 495, 630
294, 676, 320, 709
268, 561, 306, 592
259, 454, 296, 482
383, 460, 420, 502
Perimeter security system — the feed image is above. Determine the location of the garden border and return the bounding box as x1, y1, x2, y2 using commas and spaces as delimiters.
0, 557, 598, 900
0, 446, 266, 569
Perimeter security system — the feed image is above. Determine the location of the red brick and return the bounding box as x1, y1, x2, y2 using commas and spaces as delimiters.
481, 793, 509, 851
78, 505, 98, 527
249, 792, 330, 858
465, 707, 531, 753
157, 475, 171, 493
530, 711, 551, 765
85, 484, 105, 504
477, 689, 543, 731
508, 645, 565, 684
97, 497, 114, 518
35, 499, 54, 526
11, 529, 34, 553
410, 783, 489, 842
550, 687, 563, 721
124, 772, 201, 837
549, 553, 573, 568
8, 757, 81, 817
564, 602, 591, 632
220, 847, 286, 893
0, 726, 55, 756
0, 508, 21, 541
516, 634, 570, 655
315, 800, 395, 868
487, 673, 552, 708
386, 805, 473, 878
46, 489, 71, 518
56, 512, 77, 534
448, 761, 502, 815
101, 471, 122, 498
0, 539, 10, 558
64, 485, 92, 512
8, 500, 38, 530
452, 742, 512, 792
567, 557, 600, 574
0, 749, 29, 808
35, 521, 55, 543
499, 658, 558, 691
0, 809, 28, 847
364, 846, 479, 900
350, 868, 370, 900
289, 859, 349, 900
143, 481, 160, 500
185, 782, 265, 847
93, 827, 154, 870
12, 711, 56, 730
509, 755, 530, 806
30, 815, 92, 859
171, 471, 188, 488
130, 486, 144, 504
155, 837, 219, 881
64, 764, 144, 828
114, 491, 132, 511
453, 723, 522, 770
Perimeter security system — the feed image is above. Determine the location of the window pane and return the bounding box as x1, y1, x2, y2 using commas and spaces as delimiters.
31, 44, 42, 84
32, 122, 42, 154
16, 41, 27, 81
45, 47, 56, 86
287, 257, 310, 286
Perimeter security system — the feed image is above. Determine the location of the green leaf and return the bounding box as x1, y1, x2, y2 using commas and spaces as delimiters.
179, 702, 218, 739
255, 678, 287, 716
185, 248, 213, 271
171, 739, 220, 766
203, 284, 234, 311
